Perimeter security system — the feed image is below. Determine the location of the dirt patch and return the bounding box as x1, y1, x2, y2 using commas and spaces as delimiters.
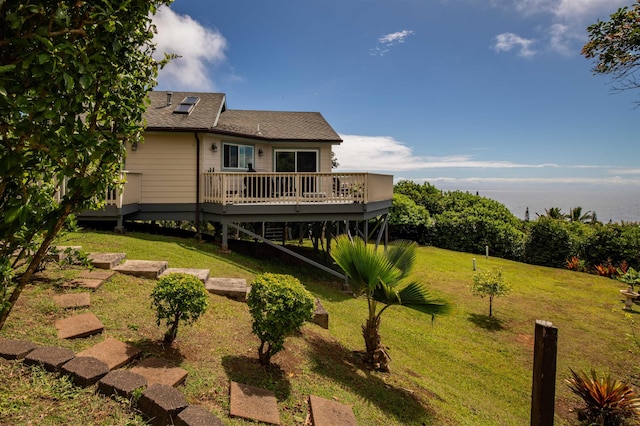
515, 333, 535, 350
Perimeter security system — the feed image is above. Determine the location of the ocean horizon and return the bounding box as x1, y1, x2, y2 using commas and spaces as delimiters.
437, 185, 640, 224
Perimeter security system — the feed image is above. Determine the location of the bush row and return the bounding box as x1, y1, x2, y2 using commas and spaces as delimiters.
391, 181, 640, 271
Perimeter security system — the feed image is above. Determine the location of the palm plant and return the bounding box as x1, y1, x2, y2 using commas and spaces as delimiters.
566, 368, 640, 425
569, 207, 594, 223
331, 235, 450, 371
536, 207, 565, 220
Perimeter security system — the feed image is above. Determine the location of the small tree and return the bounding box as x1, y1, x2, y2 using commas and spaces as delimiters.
151, 273, 209, 345
247, 273, 315, 366
470, 267, 511, 317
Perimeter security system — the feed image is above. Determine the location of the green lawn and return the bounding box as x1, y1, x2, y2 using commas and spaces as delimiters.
1, 230, 638, 425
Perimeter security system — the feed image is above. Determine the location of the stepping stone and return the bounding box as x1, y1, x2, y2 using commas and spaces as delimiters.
311, 298, 329, 329
98, 370, 148, 399
0, 339, 38, 360
138, 383, 189, 426
160, 268, 210, 284
176, 405, 225, 426
89, 252, 126, 269
51, 246, 83, 261
130, 356, 188, 387
229, 381, 280, 425
55, 312, 104, 339
62, 278, 104, 291
77, 269, 115, 281
23, 346, 75, 372
61, 356, 110, 387
309, 395, 357, 426
113, 260, 168, 279
53, 292, 91, 309
77, 337, 141, 370
205, 278, 250, 301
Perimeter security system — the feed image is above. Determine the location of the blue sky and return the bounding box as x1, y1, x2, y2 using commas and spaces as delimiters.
151, 0, 639, 196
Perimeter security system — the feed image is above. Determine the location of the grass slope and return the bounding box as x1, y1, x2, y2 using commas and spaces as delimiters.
1, 230, 638, 425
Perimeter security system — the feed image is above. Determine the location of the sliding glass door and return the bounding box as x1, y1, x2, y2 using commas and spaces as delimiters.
274, 150, 318, 195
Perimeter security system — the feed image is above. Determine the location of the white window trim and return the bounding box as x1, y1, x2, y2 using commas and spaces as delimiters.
223, 142, 255, 170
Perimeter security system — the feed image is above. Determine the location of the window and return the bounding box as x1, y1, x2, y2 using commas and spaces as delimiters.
173, 96, 200, 114
223, 143, 254, 169
275, 150, 318, 172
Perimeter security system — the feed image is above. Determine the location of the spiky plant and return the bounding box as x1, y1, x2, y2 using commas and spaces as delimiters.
566, 369, 640, 425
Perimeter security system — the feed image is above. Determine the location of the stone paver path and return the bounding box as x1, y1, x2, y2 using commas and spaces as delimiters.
4, 248, 345, 425
309, 395, 357, 426
55, 312, 104, 339
113, 260, 168, 279
62, 278, 105, 291
53, 292, 90, 309
229, 381, 280, 425
89, 252, 126, 269
205, 278, 250, 301
77, 269, 115, 281
130, 356, 188, 387
77, 337, 141, 370
160, 268, 210, 283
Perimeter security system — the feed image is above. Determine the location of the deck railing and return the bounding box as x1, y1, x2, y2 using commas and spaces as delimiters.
202, 172, 393, 205
55, 172, 141, 208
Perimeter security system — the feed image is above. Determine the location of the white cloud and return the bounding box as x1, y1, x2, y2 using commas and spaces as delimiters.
152, 6, 227, 91
370, 30, 415, 56
494, 0, 632, 56
552, 0, 631, 21
494, 32, 537, 57
409, 176, 640, 186
335, 134, 572, 171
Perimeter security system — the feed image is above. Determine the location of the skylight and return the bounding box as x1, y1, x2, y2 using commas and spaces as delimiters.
173, 96, 200, 114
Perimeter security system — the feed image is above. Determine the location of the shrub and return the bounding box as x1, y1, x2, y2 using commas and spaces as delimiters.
617, 267, 640, 291
594, 260, 618, 278
150, 273, 209, 345
566, 368, 640, 425
566, 256, 587, 272
247, 273, 315, 366
524, 217, 573, 268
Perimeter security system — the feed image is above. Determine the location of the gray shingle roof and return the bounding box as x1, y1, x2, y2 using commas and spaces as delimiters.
145, 91, 225, 131
143, 91, 342, 143
215, 110, 342, 142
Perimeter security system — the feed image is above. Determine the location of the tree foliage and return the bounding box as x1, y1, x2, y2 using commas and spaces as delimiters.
470, 267, 512, 317
331, 235, 449, 371
524, 217, 574, 268
0, 0, 172, 329
388, 193, 433, 243
582, 1, 640, 102
247, 273, 315, 366
151, 273, 209, 345
430, 191, 525, 260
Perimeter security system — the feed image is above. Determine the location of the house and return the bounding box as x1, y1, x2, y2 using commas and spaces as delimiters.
79, 91, 393, 269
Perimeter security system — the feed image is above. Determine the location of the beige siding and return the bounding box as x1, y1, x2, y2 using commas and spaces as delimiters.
125, 133, 197, 204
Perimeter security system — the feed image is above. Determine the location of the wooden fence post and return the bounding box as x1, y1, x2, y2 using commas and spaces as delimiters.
531, 320, 558, 426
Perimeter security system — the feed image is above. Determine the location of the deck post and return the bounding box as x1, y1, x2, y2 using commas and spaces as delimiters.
221, 222, 229, 252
